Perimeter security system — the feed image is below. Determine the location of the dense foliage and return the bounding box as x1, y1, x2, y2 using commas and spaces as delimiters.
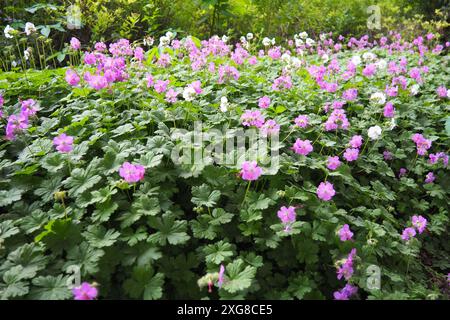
0, 31, 449, 300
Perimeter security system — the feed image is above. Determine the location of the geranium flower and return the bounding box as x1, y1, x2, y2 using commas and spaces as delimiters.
240, 161, 262, 181
53, 133, 74, 153
326, 156, 341, 170
72, 282, 98, 300
317, 181, 335, 201
411, 215, 427, 234
338, 224, 353, 241
119, 162, 145, 183
292, 139, 313, 156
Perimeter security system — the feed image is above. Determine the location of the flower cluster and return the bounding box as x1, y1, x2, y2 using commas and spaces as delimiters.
411, 133, 432, 156
401, 215, 427, 241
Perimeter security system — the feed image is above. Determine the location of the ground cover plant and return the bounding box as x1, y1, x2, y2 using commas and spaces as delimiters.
0, 30, 449, 300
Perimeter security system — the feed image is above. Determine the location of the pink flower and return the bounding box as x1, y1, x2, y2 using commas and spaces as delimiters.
241, 110, 265, 128
218, 265, 225, 288
424, 172, 435, 184
94, 42, 107, 52
20, 99, 38, 117
70, 37, 81, 50
327, 156, 341, 170
338, 224, 353, 241
324, 109, 350, 131
119, 162, 145, 183
272, 75, 292, 91
156, 53, 171, 67
260, 119, 280, 137
383, 150, 393, 160
258, 96, 271, 109
317, 181, 335, 201
154, 80, 169, 93
65, 69, 80, 86
383, 102, 395, 118
336, 248, 356, 280
87, 74, 108, 90
189, 80, 203, 94
349, 135, 363, 148
362, 64, 377, 77
342, 88, 358, 101
5, 114, 28, 140
146, 73, 154, 88
401, 227, 416, 241
292, 139, 313, 156
240, 161, 263, 181
411, 215, 427, 234
333, 284, 358, 300
437, 86, 447, 98
165, 88, 178, 103
84, 53, 96, 65
72, 282, 98, 300
53, 133, 74, 153
411, 133, 432, 156
294, 115, 309, 128
343, 148, 359, 162
248, 56, 257, 65
134, 47, 144, 61
277, 206, 296, 224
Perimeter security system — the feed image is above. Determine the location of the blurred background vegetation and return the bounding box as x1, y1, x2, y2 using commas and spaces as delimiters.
1, 0, 449, 43
0, 0, 448, 70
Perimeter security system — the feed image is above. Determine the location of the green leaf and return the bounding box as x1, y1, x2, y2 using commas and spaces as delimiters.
83, 225, 120, 248
0, 188, 23, 207
147, 216, 190, 245
65, 242, 105, 276
191, 184, 221, 207
123, 266, 164, 300
203, 241, 234, 264
222, 259, 256, 294
29, 275, 72, 300
63, 167, 101, 197
34, 219, 82, 252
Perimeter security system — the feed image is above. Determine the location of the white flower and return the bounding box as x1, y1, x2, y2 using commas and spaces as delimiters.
389, 118, 396, 130
24, 22, 36, 36
410, 84, 420, 96
143, 36, 154, 46
306, 38, 315, 46
182, 86, 196, 101
159, 36, 170, 47
4, 25, 15, 39
319, 33, 327, 41
271, 38, 276, 45
375, 59, 387, 70
240, 36, 246, 43
281, 53, 291, 63
351, 55, 361, 66
321, 53, 329, 62
220, 96, 228, 112
290, 57, 302, 68
246, 33, 253, 40
370, 92, 386, 105
165, 31, 175, 40
23, 50, 30, 61
11, 61, 17, 67
299, 32, 308, 39
295, 38, 303, 47
221, 35, 229, 43
362, 52, 377, 61
447, 89, 450, 98
368, 125, 382, 140
262, 37, 272, 46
